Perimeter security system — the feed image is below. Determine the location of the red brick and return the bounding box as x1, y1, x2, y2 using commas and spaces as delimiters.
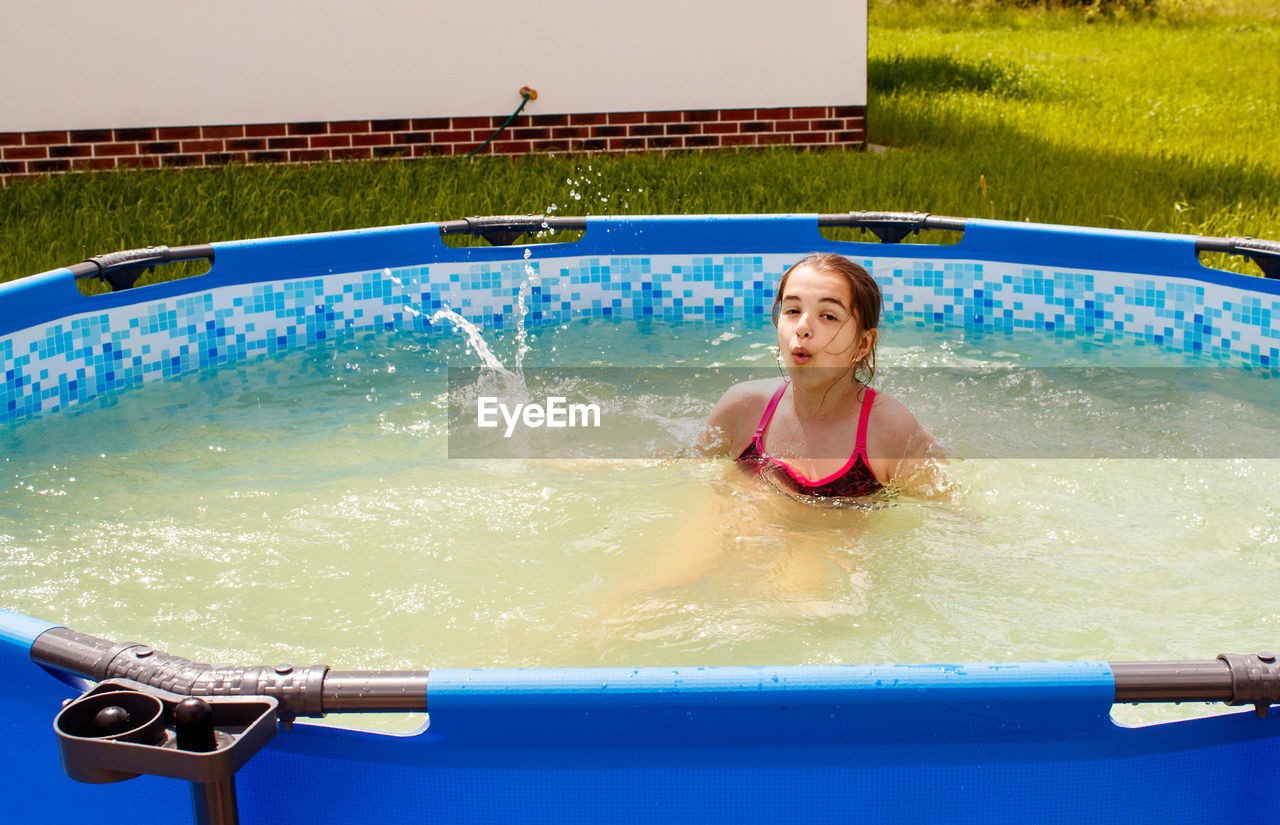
246, 123, 288, 138
204, 152, 248, 165
289, 149, 327, 163
351, 133, 392, 147
778, 120, 813, 132
701, 122, 739, 135
267, 136, 309, 150
580, 139, 608, 151
394, 132, 433, 145
491, 140, 531, 154
645, 110, 683, 124
249, 150, 288, 163
593, 125, 626, 138
832, 105, 864, 117
794, 132, 830, 144
0, 133, 22, 146
373, 146, 405, 159
666, 123, 697, 136
181, 140, 225, 153
87, 157, 119, 171
757, 133, 791, 146
333, 120, 371, 133
433, 130, 472, 143
0, 160, 26, 175
228, 138, 266, 151
742, 122, 773, 133
454, 116, 495, 129
814, 119, 842, 131
684, 110, 718, 122
608, 137, 645, 150
371, 118, 410, 132
143, 141, 179, 155
116, 128, 156, 141
649, 136, 683, 149
552, 126, 588, 139
4, 146, 48, 160
686, 135, 719, 148
288, 122, 328, 136
50, 144, 92, 159
792, 107, 826, 119
755, 107, 791, 120
722, 134, 756, 147
607, 111, 645, 125
202, 125, 244, 139
411, 118, 450, 130
69, 129, 112, 143
532, 139, 571, 153
511, 127, 550, 140
161, 154, 201, 167
332, 147, 373, 160
311, 134, 352, 149
159, 126, 201, 140
95, 143, 139, 157
569, 112, 607, 126
629, 124, 663, 137
25, 131, 68, 145
30, 159, 72, 173
528, 113, 569, 127
718, 109, 753, 122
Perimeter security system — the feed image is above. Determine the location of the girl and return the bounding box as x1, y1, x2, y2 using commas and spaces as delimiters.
701, 252, 946, 498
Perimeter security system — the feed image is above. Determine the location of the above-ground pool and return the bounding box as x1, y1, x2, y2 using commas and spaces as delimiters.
3, 213, 1280, 824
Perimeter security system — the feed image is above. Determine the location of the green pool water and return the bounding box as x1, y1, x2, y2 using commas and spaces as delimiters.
3, 317, 1277, 727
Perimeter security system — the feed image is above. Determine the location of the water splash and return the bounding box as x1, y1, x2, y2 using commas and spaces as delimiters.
514, 248, 541, 375
429, 305, 514, 376
385, 268, 423, 323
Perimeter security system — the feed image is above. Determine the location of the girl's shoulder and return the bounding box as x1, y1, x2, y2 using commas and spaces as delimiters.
716, 377, 784, 409
702, 377, 786, 456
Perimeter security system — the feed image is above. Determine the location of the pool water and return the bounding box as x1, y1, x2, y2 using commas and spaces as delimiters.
2, 317, 1278, 694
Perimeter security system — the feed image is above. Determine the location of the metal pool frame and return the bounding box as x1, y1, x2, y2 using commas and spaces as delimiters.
2, 213, 1279, 824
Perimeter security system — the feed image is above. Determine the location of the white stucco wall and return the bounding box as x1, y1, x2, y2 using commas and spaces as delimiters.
0, 0, 866, 132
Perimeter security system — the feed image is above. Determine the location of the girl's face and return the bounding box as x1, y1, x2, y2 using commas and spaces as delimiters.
775, 264, 876, 380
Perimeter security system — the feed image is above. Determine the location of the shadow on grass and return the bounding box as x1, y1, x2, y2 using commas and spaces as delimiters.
864, 93, 1280, 273
868, 54, 1045, 97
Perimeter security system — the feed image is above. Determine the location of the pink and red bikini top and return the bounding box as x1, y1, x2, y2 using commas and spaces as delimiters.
736, 381, 882, 498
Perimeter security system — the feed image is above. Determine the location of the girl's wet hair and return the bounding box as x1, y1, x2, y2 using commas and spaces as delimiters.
771, 253, 882, 383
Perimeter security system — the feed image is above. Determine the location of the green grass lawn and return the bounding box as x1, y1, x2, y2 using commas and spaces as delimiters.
1, 0, 1276, 285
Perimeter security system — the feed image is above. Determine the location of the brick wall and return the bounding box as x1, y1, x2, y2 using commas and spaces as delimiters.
0, 105, 865, 185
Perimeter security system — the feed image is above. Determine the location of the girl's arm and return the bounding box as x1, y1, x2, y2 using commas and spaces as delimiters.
868, 394, 956, 500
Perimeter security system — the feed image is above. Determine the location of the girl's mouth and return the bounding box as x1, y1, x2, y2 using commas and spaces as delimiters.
790, 347, 811, 365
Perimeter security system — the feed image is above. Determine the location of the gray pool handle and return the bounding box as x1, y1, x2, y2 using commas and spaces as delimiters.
31, 626, 428, 718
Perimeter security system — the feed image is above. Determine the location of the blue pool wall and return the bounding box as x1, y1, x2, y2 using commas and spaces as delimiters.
4, 215, 1280, 823
2, 214, 1279, 424
4, 610, 1280, 825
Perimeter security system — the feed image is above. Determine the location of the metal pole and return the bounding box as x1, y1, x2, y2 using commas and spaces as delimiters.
191, 777, 239, 825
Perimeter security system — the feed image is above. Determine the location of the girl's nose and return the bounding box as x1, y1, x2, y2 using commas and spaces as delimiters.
794, 313, 812, 338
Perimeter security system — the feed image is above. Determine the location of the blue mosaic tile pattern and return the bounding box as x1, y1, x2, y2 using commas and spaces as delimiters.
3, 252, 1278, 423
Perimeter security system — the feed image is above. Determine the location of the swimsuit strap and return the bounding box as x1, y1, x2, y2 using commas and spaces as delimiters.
752, 380, 790, 439
855, 386, 876, 453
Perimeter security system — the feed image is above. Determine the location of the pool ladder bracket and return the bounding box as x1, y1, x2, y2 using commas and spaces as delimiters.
54, 678, 277, 825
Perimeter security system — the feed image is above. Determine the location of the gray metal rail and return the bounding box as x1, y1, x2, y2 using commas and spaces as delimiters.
29, 626, 1280, 715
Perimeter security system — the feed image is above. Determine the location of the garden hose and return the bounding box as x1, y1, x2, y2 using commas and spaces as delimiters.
467, 87, 538, 159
